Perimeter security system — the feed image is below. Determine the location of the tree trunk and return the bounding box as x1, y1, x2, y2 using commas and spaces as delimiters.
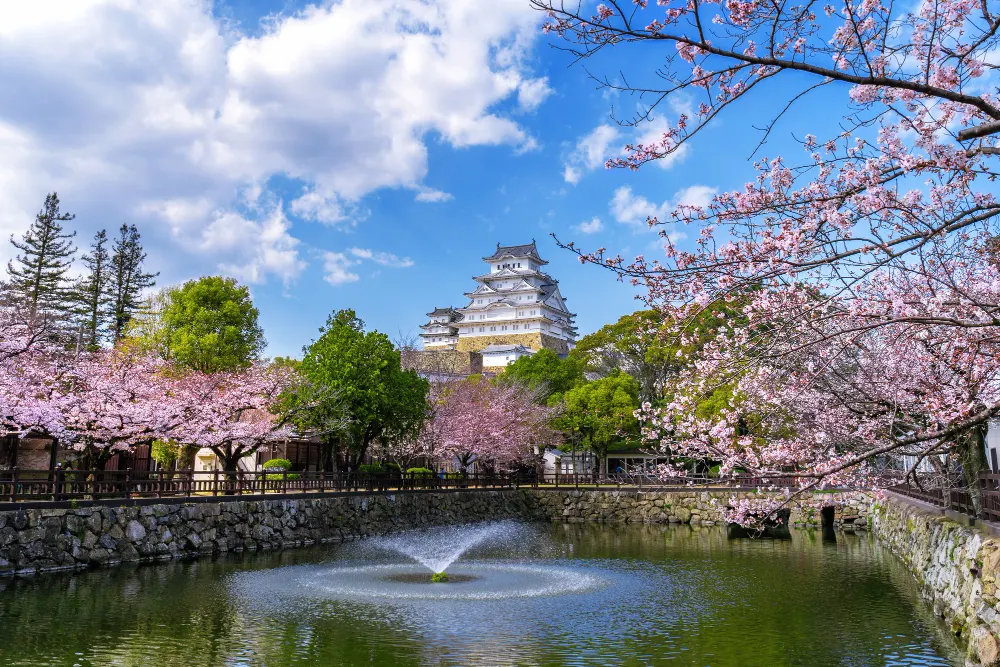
957, 424, 989, 516
321, 440, 336, 473
177, 444, 198, 472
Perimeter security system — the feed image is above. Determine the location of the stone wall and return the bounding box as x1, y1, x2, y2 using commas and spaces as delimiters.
0, 490, 545, 576
529, 488, 872, 528
455, 332, 570, 355
872, 494, 1000, 666
401, 350, 483, 376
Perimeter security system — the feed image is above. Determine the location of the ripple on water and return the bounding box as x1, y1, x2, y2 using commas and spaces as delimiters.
230, 561, 606, 603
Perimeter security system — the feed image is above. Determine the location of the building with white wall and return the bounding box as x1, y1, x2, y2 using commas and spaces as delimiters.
420, 241, 577, 356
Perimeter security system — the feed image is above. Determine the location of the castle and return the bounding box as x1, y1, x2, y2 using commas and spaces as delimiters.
419, 242, 577, 366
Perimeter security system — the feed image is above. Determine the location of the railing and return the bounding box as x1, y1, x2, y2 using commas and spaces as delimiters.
0, 468, 833, 503
889, 473, 1000, 523
0, 469, 520, 502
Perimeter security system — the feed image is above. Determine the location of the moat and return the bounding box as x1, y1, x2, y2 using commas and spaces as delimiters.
0, 522, 960, 666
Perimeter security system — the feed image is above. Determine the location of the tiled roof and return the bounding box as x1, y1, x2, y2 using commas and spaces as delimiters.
481, 344, 535, 354
427, 306, 456, 316
482, 241, 546, 263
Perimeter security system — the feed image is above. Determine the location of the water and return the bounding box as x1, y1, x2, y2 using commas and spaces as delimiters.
369, 520, 520, 574
0, 523, 962, 666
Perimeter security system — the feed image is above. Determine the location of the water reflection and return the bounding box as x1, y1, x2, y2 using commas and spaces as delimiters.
0, 523, 961, 667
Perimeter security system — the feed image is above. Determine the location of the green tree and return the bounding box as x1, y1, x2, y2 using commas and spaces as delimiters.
71, 229, 111, 350
572, 310, 677, 403
498, 348, 585, 402
555, 372, 641, 478
7, 192, 77, 319
160, 276, 265, 372
294, 309, 429, 471
107, 224, 158, 342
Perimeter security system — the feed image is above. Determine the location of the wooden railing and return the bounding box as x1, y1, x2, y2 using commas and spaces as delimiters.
889, 473, 1000, 523
0, 468, 828, 503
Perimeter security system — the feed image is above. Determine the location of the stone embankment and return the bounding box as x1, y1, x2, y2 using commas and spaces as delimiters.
530, 489, 872, 529
0, 490, 544, 576
873, 494, 1000, 667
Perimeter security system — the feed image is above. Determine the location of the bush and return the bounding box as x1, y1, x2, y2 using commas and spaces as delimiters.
151, 440, 180, 468
357, 463, 385, 475
262, 458, 292, 471
406, 467, 434, 477
265, 472, 301, 482
382, 462, 401, 473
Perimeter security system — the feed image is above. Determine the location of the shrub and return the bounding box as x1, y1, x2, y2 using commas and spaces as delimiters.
357, 463, 385, 475
406, 467, 434, 477
265, 472, 301, 482
262, 458, 292, 471
151, 440, 180, 468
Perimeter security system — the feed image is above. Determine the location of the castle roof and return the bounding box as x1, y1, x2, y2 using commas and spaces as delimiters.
426, 306, 457, 317
481, 344, 535, 354
483, 241, 547, 264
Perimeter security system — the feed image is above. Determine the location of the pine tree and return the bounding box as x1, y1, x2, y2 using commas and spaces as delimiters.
107, 224, 158, 343
7, 193, 77, 319
72, 229, 111, 350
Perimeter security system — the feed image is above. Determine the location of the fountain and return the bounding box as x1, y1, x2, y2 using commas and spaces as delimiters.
228, 521, 604, 603
369, 520, 518, 582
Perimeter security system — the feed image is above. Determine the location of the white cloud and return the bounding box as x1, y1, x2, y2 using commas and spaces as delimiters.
323, 251, 360, 286
0, 0, 545, 283
634, 117, 692, 170
349, 247, 414, 268
577, 217, 603, 234
517, 77, 552, 111
610, 184, 717, 227
563, 124, 621, 184
674, 184, 717, 209
414, 187, 454, 203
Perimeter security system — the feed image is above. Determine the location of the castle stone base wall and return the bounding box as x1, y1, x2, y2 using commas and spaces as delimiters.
456, 333, 570, 355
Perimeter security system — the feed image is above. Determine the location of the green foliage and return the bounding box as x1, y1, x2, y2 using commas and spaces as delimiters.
357, 463, 385, 474
265, 472, 301, 482
406, 467, 434, 477
151, 440, 180, 468
498, 348, 585, 401
431, 572, 449, 583
292, 309, 429, 469
262, 458, 292, 471
554, 372, 641, 466
574, 307, 746, 404
107, 224, 157, 343
71, 229, 111, 350
159, 276, 265, 372
7, 192, 77, 319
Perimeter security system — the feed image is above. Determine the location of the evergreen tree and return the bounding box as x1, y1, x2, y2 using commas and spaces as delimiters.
7, 193, 77, 319
107, 224, 157, 343
72, 229, 111, 350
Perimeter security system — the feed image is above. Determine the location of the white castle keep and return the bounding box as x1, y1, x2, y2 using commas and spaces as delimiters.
419, 241, 577, 366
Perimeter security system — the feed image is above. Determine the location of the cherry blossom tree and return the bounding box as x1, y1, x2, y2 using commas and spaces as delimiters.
54, 351, 182, 468
167, 363, 298, 474
536, 0, 1000, 511
0, 306, 65, 440
433, 377, 555, 473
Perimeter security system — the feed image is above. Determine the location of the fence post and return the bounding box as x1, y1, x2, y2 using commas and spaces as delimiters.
212, 469, 218, 497
282, 471, 288, 495
123, 468, 131, 500
11, 466, 18, 502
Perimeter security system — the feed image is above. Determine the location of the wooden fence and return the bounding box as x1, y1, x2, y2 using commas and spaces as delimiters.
889, 473, 1000, 523
0, 468, 818, 503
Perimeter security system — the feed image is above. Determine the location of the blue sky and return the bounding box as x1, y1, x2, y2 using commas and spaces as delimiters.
0, 0, 846, 358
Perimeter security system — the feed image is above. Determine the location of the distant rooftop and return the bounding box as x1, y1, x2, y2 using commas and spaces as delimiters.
482, 241, 547, 264
481, 344, 535, 354
426, 306, 457, 317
